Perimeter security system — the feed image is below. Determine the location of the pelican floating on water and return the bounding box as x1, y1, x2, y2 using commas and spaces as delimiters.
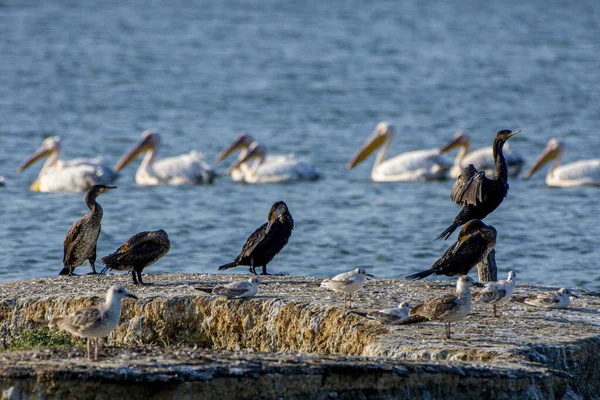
346, 122, 452, 182
225, 141, 320, 184
440, 132, 525, 178
17, 136, 118, 192
214, 133, 291, 182
523, 138, 600, 187
114, 130, 215, 185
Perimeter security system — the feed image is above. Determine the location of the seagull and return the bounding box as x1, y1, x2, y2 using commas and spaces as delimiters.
196, 277, 262, 299
365, 302, 412, 324
399, 275, 475, 338
475, 271, 517, 317
320, 268, 374, 309
524, 287, 578, 309
48, 286, 137, 360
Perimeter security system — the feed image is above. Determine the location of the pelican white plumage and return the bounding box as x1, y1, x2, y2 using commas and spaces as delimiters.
523, 138, 600, 187
440, 132, 525, 178
113, 130, 215, 186
346, 122, 452, 182
17, 136, 117, 192
214, 133, 289, 181
224, 141, 320, 184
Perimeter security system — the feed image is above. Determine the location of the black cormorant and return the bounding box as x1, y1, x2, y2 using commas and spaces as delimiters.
218, 201, 293, 275
407, 220, 497, 280
436, 129, 519, 240
100, 229, 171, 285
59, 184, 117, 275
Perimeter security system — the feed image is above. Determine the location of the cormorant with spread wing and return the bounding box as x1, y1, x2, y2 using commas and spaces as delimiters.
407, 220, 497, 280
218, 201, 293, 275
59, 184, 117, 275
101, 229, 171, 285
436, 129, 519, 240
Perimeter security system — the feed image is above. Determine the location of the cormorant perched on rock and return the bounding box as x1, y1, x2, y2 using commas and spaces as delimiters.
101, 229, 171, 285
407, 220, 496, 280
218, 201, 293, 275
436, 129, 520, 240
59, 184, 117, 275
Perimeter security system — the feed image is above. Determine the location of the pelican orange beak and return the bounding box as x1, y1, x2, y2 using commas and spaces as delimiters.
113, 132, 156, 172
523, 143, 560, 180
439, 132, 469, 154
226, 144, 264, 174
17, 141, 56, 174
214, 134, 253, 164
346, 130, 387, 170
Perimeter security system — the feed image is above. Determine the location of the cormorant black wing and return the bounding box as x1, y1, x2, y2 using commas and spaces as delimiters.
430, 232, 489, 274
237, 222, 269, 261
63, 219, 84, 265
451, 165, 487, 206
102, 241, 167, 268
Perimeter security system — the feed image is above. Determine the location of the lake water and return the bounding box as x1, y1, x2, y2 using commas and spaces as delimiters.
1, 0, 599, 289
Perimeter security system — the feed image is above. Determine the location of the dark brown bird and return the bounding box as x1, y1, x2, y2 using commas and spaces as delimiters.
100, 229, 171, 285
407, 220, 497, 280
59, 184, 117, 275
217, 201, 293, 275
436, 129, 519, 240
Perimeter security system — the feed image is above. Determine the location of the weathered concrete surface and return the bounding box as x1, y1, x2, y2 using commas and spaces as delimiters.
1, 273, 599, 399
0, 346, 574, 400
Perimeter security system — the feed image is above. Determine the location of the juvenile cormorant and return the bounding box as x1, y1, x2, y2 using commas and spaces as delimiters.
100, 229, 171, 285
407, 220, 497, 280
217, 201, 293, 275
436, 129, 519, 240
59, 184, 117, 275
399, 275, 475, 339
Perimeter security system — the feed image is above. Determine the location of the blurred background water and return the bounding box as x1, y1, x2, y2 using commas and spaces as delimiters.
0, 0, 599, 288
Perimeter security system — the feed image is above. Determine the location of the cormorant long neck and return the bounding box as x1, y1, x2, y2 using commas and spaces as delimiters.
282, 211, 294, 231
85, 190, 104, 218
492, 138, 509, 181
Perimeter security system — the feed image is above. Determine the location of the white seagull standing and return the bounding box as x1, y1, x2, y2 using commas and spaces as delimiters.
523, 138, 600, 187
17, 136, 117, 192
113, 130, 215, 185
346, 122, 452, 182
320, 268, 374, 309
475, 271, 517, 317
196, 277, 262, 299
524, 287, 578, 309
366, 301, 412, 324
48, 285, 137, 360
440, 132, 525, 178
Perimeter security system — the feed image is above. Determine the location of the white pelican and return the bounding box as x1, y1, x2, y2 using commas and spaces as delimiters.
523, 138, 600, 187
226, 142, 320, 184
17, 136, 117, 192
214, 133, 289, 181
113, 130, 215, 185
440, 132, 525, 178
346, 122, 452, 182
